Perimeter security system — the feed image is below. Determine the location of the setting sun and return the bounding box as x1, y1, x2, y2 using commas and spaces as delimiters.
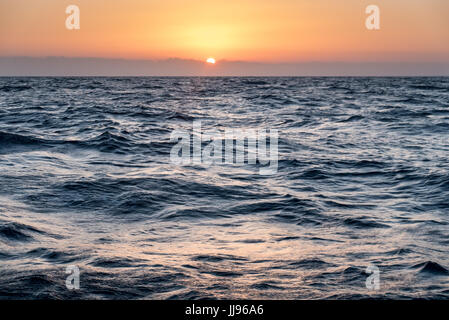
206, 58, 216, 64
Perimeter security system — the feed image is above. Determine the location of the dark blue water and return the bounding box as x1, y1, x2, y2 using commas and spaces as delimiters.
0, 77, 448, 299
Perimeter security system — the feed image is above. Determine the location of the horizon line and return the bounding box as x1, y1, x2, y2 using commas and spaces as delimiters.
2, 56, 449, 64
1, 56, 448, 77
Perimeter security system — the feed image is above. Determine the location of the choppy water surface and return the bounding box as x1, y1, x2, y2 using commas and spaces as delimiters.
0, 77, 448, 299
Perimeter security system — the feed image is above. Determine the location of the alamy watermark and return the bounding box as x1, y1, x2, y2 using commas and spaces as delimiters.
365, 5, 380, 30
170, 121, 278, 175
65, 265, 80, 290
66, 5, 80, 30
365, 264, 380, 290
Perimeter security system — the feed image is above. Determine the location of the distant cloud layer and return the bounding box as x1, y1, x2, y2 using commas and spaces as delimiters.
1, 57, 449, 76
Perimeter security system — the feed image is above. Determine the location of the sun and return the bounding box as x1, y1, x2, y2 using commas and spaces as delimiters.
206, 57, 216, 64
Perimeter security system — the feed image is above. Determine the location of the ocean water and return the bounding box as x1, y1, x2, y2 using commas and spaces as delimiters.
0, 77, 448, 299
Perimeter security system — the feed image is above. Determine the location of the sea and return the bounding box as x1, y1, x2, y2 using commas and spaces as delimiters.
0, 77, 448, 299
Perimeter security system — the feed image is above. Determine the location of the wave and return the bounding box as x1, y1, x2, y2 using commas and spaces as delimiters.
0, 131, 46, 147
0, 220, 45, 242
413, 261, 449, 276
0, 85, 33, 92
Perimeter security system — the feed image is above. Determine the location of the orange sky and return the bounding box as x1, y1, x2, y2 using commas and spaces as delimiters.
1, 0, 448, 62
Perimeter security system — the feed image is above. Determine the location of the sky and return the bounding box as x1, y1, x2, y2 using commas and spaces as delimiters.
0, 0, 448, 75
